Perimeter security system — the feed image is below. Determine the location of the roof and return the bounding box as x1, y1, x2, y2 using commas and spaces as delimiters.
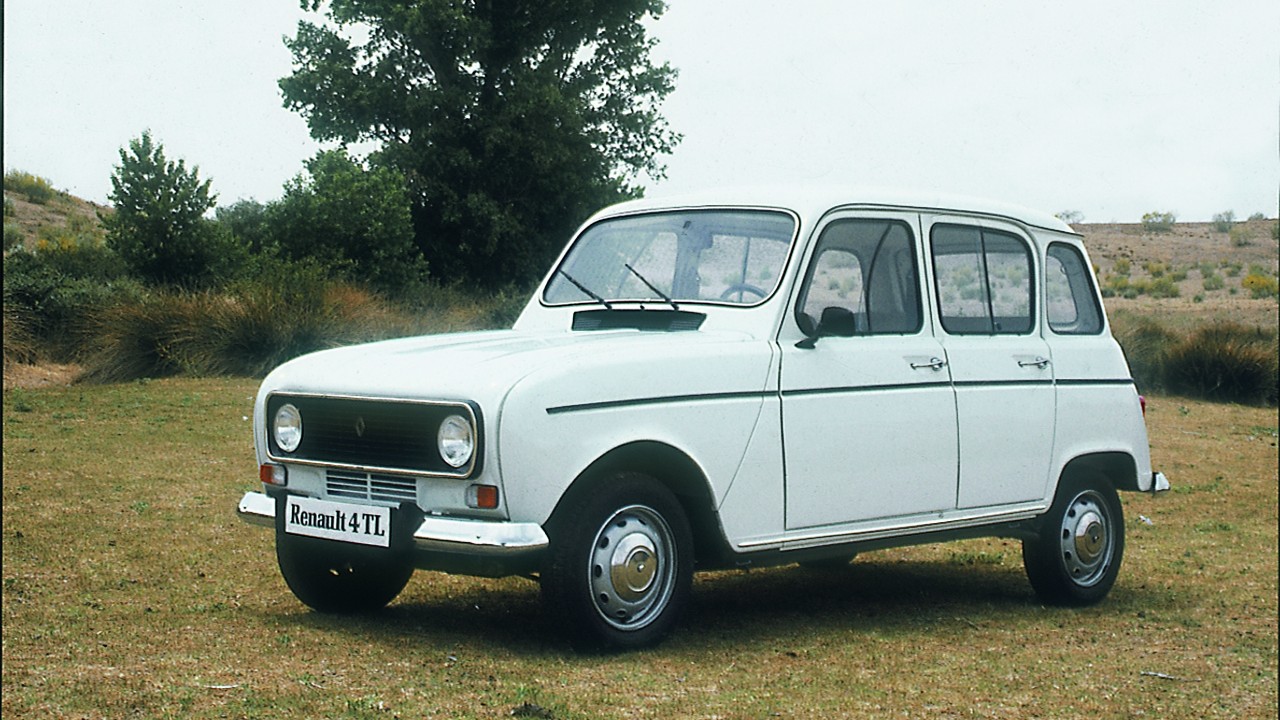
593, 185, 1075, 235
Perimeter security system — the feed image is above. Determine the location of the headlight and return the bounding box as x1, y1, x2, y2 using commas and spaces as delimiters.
273, 403, 303, 453
437, 414, 474, 468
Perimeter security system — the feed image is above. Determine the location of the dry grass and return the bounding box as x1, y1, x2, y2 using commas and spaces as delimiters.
2, 379, 1276, 719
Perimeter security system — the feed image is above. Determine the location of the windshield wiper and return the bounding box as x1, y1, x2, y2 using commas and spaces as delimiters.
624, 263, 679, 310
557, 269, 612, 309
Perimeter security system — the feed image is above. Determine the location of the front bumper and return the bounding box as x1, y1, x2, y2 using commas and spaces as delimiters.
237, 491, 548, 576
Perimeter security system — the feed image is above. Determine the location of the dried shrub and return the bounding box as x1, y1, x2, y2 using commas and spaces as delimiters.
1164, 323, 1278, 405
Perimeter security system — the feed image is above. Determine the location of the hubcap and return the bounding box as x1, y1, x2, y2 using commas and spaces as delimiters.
588, 505, 676, 631
1058, 491, 1113, 587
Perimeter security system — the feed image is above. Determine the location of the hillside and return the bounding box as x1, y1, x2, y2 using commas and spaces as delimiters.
3, 181, 111, 252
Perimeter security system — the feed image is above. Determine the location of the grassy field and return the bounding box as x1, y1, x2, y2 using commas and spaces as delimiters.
2, 378, 1276, 719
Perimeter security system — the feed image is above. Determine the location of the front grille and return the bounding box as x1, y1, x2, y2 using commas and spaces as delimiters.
326, 469, 418, 505
266, 394, 478, 476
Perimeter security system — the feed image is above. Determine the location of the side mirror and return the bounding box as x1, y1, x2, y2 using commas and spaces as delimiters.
795, 307, 858, 349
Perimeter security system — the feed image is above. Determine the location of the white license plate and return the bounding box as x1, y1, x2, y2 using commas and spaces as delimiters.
284, 496, 391, 548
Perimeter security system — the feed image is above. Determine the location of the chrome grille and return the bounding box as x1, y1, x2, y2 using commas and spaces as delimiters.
326, 469, 418, 505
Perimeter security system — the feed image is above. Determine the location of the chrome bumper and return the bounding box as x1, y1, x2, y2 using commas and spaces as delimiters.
236, 491, 549, 558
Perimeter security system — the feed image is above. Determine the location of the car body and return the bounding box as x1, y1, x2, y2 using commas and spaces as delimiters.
237, 186, 1169, 649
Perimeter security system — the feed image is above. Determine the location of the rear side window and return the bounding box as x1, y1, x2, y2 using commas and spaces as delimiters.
796, 218, 922, 336
1046, 243, 1103, 335
931, 224, 1034, 335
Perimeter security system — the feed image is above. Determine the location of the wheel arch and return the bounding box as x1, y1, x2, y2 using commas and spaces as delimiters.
544, 440, 732, 568
1057, 451, 1139, 493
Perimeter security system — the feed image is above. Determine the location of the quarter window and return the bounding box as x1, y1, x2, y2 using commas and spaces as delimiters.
931, 224, 1034, 335
797, 219, 922, 336
1046, 243, 1103, 334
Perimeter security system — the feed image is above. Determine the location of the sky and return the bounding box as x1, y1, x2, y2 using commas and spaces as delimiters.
4, 1, 1278, 223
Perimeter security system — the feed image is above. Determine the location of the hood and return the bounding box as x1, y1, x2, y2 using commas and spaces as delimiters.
259, 327, 757, 406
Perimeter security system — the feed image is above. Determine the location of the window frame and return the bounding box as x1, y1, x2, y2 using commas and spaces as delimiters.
929, 222, 1037, 336
1045, 241, 1105, 336
793, 217, 925, 337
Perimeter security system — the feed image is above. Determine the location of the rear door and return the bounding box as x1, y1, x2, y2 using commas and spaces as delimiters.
924, 215, 1055, 509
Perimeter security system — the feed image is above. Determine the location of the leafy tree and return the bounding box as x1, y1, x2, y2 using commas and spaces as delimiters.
215, 199, 273, 255
104, 131, 240, 286
1141, 211, 1177, 234
280, 0, 680, 287
269, 150, 425, 289
1211, 210, 1235, 233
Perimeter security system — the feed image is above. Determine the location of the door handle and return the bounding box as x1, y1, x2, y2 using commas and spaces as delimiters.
1017, 356, 1051, 369
910, 357, 947, 371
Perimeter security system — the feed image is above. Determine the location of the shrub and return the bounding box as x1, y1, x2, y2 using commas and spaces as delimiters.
1242, 273, 1279, 299
1246, 212, 1265, 221
4, 222, 23, 251
1143, 261, 1167, 278
1145, 276, 1180, 298
1211, 210, 1235, 232
3, 170, 58, 204
1113, 258, 1131, 276
4, 195, 15, 217
1112, 316, 1179, 393
1230, 226, 1251, 247
1202, 272, 1225, 291
3, 301, 38, 367
1141, 211, 1176, 233
1164, 323, 1278, 405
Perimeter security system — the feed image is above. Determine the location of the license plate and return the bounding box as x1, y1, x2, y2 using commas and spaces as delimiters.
284, 496, 391, 548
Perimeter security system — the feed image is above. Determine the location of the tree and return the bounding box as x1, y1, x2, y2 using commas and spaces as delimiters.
280, 0, 680, 287
104, 131, 238, 286
269, 150, 425, 289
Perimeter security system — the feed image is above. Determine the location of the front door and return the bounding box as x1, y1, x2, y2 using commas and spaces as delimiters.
780, 212, 958, 530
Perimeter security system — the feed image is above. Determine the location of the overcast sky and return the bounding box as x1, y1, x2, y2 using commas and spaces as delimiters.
4, 1, 1278, 222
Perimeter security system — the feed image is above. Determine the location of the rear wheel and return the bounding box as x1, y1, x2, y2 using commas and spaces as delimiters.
541, 473, 694, 650
1022, 474, 1124, 606
276, 532, 413, 614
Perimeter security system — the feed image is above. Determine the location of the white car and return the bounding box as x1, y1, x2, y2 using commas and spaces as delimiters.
237, 187, 1169, 649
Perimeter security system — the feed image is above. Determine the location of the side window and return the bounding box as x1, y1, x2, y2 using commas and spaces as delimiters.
797, 219, 922, 336
1046, 243, 1103, 335
932, 224, 1034, 335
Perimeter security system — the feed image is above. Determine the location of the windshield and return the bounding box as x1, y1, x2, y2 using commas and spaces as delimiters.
543, 209, 797, 307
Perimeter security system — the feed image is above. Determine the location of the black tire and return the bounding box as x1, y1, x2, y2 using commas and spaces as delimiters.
1022, 473, 1125, 606
276, 532, 413, 614
541, 472, 694, 651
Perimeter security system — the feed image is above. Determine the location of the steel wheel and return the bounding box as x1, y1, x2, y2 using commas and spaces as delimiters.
588, 504, 678, 631
1056, 489, 1115, 587
542, 472, 694, 650
1023, 473, 1125, 606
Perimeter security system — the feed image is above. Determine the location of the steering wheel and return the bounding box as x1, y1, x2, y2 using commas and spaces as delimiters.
719, 283, 767, 302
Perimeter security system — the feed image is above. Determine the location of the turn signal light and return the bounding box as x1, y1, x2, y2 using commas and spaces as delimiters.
260, 463, 287, 487
466, 484, 499, 509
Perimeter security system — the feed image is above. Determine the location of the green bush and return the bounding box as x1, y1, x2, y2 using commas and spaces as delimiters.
1230, 226, 1252, 247
1164, 323, 1278, 405
1202, 272, 1225, 291
1145, 276, 1180, 298
1247, 212, 1266, 221
1113, 258, 1131, 276
1242, 273, 1279, 299
1143, 261, 1167, 278
1211, 210, 1235, 232
3, 170, 58, 204
4, 222, 23, 251
1141, 211, 1176, 233
1112, 316, 1179, 393
4, 195, 15, 217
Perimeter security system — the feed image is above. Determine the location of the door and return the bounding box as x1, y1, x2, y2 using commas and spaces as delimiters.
780, 212, 958, 530
926, 217, 1056, 509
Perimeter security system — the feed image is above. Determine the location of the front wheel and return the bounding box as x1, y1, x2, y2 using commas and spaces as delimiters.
541, 473, 694, 650
1022, 474, 1124, 606
276, 532, 413, 614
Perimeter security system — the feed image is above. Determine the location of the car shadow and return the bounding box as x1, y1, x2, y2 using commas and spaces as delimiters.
254, 556, 1136, 655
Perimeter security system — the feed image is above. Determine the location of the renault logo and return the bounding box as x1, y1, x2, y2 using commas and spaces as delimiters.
354, 416, 367, 438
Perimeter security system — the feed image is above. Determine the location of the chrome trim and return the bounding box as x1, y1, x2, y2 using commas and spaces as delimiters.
263, 392, 480, 479
234, 492, 548, 558
413, 516, 549, 557
738, 505, 1046, 551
